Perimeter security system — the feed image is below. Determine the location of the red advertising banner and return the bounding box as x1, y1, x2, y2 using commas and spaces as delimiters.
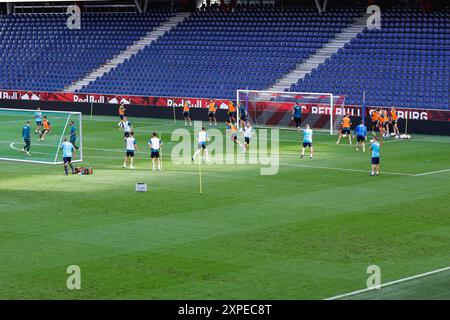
1, 89, 449, 122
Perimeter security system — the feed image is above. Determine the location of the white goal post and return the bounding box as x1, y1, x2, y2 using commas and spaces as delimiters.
0, 107, 83, 165
236, 89, 347, 135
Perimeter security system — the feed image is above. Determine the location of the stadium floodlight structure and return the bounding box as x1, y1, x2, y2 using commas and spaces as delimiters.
236, 90, 347, 134
0, 108, 83, 164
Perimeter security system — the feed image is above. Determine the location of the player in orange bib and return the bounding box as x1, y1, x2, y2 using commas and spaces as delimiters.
336, 113, 352, 145
208, 99, 217, 127
370, 108, 380, 135
118, 103, 126, 120
228, 100, 237, 124
226, 120, 245, 151
390, 106, 400, 137
183, 101, 192, 126
39, 116, 52, 142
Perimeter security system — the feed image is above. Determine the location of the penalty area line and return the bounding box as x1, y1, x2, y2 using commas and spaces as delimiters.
415, 168, 450, 176
324, 266, 450, 300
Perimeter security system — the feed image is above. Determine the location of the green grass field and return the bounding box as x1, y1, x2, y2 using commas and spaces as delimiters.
0, 112, 449, 299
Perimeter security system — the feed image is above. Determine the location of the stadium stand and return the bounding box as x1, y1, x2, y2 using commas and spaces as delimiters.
80, 6, 362, 98
290, 6, 450, 109
0, 11, 174, 92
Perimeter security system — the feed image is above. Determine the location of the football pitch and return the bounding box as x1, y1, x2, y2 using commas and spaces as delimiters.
0, 114, 449, 299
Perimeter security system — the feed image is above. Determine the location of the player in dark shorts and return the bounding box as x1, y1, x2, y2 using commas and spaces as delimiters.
292, 103, 302, 131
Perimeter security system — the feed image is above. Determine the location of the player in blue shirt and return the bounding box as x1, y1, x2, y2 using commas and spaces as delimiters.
370, 136, 381, 176
34, 108, 42, 134
61, 138, 76, 175
292, 102, 302, 131
21, 121, 31, 156
301, 124, 313, 159
353, 121, 368, 152
69, 121, 79, 150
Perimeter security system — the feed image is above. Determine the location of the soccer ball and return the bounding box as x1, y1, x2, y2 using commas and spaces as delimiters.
407, 135, 411, 139
370, 139, 374, 144
395, 135, 399, 140
343, 134, 347, 138
390, 133, 396, 137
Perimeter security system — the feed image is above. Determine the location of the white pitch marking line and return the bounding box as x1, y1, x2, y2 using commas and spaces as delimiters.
415, 168, 450, 176
325, 266, 450, 300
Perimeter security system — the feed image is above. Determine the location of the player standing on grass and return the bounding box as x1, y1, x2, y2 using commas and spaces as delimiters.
390, 106, 400, 137
336, 113, 352, 145
192, 127, 209, 162
39, 116, 51, 141
382, 110, 390, 138
61, 138, 75, 176
243, 121, 253, 152
238, 102, 247, 132
353, 120, 367, 152
226, 120, 245, 151
119, 116, 133, 138
123, 132, 139, 169
69, 121, 79, 150
370, 108, 379, 136
370, 136, 381, 176
148, 132, 163, 171
208, 99, 217, 127
34, 108, 42, 134
118, 103, 126, 120
21, 121, 31, 156
301, 124, 313, 159
183, 101, 192, 126
228, 100, 237, 124
292, 102, 302, 131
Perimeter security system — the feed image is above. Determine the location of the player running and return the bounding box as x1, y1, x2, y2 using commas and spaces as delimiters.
148, 132, 163, 171
123, 132, 139, 169
226, 120, 245, 152
183, 101, 192, 126
243, 121, 253, 152
39, 116, 51, 141
21, 121, 31, 156
228, 100, 237, 124
390, 106, 400, 137
301, 124, 313, 159
34, 107, 43, 134
292, 102, 302, 131
69, 121, 79, 150
118, 103, 126, 120
370, 136, 381, 176
61, 137, 76, 176
238, 102, 247, 132
336, 113, 352, 145
119, 116, 133, 138
353, 120, 368, 152
192, 127, 209, 162
208, 99, 217, 127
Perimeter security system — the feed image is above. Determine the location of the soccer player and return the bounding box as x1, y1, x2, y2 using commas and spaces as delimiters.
226, 120, 245, 151
243, 121, 253, 151
21, 121, 31, 156
301, 124, 313, 159
34, 107, 43, 134
382, 110, 390, 138
370, 108, 379, 135
370, 136, 381, 176
148, 132, 163, 171
123, 132, 139, 169
292, 102, 302, 131
192, 127, 209, 162
336, 113, 352, 144
390, 106, 400, 137
69, 121, 79, 150
183, 101, 192, 126
39, 116, 51, 141
238, 102, 247, 132
228, 100, 237, 124
119, 116, 133, 138
61, 137, 76, 176
208, 99, 217, 127
353, 120, 367, 152
118, 103, 126, 120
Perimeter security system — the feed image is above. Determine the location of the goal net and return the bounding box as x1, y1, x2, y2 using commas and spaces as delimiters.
0, 108, 83, 164
236, 90, 347, 134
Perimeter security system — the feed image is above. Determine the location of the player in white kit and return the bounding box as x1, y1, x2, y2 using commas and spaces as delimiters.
123, 132, 139, 169
192, 127, 209, 162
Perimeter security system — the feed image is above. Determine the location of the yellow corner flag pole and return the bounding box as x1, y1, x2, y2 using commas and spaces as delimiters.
198, 153, 203, 195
